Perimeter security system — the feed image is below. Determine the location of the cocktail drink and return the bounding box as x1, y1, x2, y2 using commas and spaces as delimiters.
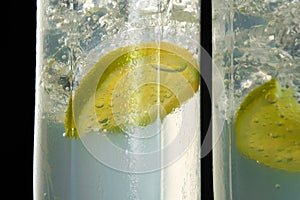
34, 0, 200, 199
212, 0, 300, 199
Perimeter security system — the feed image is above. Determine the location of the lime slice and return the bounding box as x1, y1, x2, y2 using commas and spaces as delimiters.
235, 78, 300, 172
65, 42, 199, 139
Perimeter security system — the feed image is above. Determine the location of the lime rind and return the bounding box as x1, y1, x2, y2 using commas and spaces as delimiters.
235, 78, 300, 172
64, 94, 79, 139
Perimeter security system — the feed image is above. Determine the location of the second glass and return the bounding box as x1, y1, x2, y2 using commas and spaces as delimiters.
212, 0, 300, 199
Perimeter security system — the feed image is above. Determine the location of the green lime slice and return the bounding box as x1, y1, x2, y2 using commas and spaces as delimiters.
65, 42, 200, 139
235, 78, 300, 172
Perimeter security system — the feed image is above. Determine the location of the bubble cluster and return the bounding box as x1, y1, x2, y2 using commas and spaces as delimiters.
41, 0, 200, 122
230, 0, 300, 109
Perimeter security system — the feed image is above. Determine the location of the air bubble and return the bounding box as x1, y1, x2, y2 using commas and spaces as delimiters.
92, 14, 99, 21
277, 148, 284, 152
257, 148, 264, 152
286, 128, 293, 133
268, 133, 273, 137
275, 121, 283, 126
265, 92, 278, 104
234, 74, 241, 81
268, 132, 280, 138
96, 103, 104, 108
164, 93, 172, 98
235, 90, 242, 97
268, 35, 275, 41
58, 38, 64, 44
280, 114, 285, 118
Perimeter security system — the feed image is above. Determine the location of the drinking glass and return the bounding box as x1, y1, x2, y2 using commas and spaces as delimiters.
212, 0, 300, 199
34, 0, 201, 199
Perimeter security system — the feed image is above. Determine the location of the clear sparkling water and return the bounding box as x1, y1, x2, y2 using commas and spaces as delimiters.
40, 0, 200, 119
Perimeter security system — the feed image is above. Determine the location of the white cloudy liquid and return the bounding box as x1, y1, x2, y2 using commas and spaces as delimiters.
34, 92, 200, 200
213, 122, 300, 200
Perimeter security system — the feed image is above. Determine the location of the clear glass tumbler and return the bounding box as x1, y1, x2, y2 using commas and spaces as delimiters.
212, 0, 300, 199
34, 0, 201, 199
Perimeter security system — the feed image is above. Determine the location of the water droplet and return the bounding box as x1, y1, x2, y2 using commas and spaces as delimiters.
275, 184, 280, 189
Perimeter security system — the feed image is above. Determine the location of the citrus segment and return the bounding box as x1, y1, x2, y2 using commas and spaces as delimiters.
235, 78, 300, 172
64, 94, 78, 139
65, 42, 200, 138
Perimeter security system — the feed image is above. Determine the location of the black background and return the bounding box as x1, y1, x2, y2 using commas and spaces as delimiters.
3, 0, 37, 199
5, 0, 212, 199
